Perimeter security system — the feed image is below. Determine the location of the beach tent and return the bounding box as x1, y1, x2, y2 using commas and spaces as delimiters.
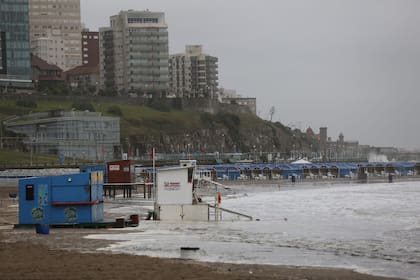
226, 165, 241, 180
392, 162, 415, 176
291, 159, 312, 164
334, 163, 358, 178
301, 163, 322, 179
278, 163, 303, 179
414, 163, 420, 175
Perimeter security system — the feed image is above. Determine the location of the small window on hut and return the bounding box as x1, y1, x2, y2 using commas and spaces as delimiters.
26, 184, 34, 201
188, 167, 194, 183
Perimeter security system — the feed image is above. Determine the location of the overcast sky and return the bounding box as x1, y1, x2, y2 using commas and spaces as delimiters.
81, 0, 420, 150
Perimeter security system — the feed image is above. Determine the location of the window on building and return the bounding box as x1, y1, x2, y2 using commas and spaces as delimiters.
25, 185, 34, 201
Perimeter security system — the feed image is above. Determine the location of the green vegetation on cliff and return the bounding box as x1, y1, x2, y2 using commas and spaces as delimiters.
0, 97, 315, 159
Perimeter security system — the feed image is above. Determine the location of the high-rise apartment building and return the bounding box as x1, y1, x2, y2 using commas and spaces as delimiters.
31, 29, 65, 70
0, 0, 32, 89
28, 0, 82, 70
81, 29, 99, 66
169, 45, 218, 98
99, 10, 169, 96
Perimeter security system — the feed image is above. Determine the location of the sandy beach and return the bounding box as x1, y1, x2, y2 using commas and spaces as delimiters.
0, 185, 403, 280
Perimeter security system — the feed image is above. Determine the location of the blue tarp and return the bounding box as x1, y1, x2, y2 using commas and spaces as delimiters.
195, 161, 418, 179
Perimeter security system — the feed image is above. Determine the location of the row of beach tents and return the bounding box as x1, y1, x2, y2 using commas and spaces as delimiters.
194, 161, 419, 181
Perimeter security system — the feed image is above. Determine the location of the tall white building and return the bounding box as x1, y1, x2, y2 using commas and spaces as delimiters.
28, 0, 82, 70
99, 10, 169, 96
31, 29, 66, 70
169, 45, 218, 98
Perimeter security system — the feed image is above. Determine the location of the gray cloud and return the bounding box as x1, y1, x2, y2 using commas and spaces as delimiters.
81, 0, 420, 149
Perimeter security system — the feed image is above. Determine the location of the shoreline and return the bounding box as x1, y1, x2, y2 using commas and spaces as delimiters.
0, 227, 402, 280
0, 184, 410, 280
217, 175, 420, 186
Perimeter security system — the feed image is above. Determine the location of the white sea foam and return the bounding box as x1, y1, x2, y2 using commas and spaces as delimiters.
87, 181, 420, 280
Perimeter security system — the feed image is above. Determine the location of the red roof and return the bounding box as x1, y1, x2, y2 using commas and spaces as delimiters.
64, 64, 99, 76
31, 54, 63, 72
306, 127, 314, 135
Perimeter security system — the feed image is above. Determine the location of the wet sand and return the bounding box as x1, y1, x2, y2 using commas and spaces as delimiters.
0, 186, 402, 280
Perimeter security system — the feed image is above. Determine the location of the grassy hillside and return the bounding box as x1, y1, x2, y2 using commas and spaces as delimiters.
0, 97, 313, 163
0, 149, 59, 167
0, 98, 203, 137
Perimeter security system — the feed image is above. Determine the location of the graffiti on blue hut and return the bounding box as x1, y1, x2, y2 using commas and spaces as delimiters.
18, 171, 104, 225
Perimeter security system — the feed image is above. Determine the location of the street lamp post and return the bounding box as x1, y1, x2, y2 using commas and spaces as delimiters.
221, 134, 225, 156
95, 134, 98, 161
310, 144, 313, 159
30, 142, 32, 166
292, 144, 296, 160
0, 121, 3, 150
30, 137, 35, 167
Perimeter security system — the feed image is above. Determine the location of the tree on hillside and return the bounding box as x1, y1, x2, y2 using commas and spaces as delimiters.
16, 100, 37, 108
71, 101, 95, 112
107, 105, 123, 116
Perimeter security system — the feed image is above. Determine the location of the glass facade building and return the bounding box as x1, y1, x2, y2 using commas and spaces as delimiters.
4, 110, 121, 161
0, 0, 32, 89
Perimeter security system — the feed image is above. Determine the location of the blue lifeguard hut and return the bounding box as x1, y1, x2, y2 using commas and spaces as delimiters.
18, 171, 104, 225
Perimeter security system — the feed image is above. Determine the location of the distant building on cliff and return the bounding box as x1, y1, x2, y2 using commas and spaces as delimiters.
30, 29, 66, 71
326, 132, 364, 161
4, 110, 120, 161
99, 10, 169, 97
218, 88, 256, 115
316, 127, 369, 161
63, 64, 99, 92
65, 29, 100, 90
81, 29, 99, 66
31, 54, 63, 89
169, 45, 218, 99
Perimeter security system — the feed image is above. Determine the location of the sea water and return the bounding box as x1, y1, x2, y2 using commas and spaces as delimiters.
87, 181, 420, 280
